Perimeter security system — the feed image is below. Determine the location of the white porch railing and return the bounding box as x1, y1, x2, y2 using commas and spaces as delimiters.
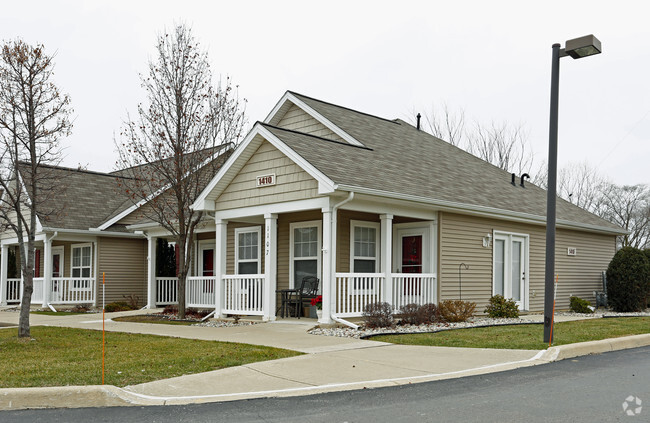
334, 273, 437, 317
391, 273, 437, 310
156, 277, 178, 305
187, 276, 217, 308
32, 278, 44, 304
5, 277, 94, 305
334, 273, 384, 317
222, 274, 264, 316
6, 278, 21, 303
49, 278, 96, 304
155, 276, 219, 308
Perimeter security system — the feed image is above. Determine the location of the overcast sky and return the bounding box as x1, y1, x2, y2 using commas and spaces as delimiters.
2, 0, 648, 185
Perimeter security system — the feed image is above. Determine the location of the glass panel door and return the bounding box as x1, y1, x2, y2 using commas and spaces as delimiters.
401, 235, 423, 274
511, 240, 522, 302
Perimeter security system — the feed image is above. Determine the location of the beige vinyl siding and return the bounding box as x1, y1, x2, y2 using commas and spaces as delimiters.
555, 228, 615, 308
215, 141, 319, 211
97, 237, 147, 305
439, 212, 615, 313
276, 103, 344, 142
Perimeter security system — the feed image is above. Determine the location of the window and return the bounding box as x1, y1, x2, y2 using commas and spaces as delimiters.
350, 221, 380, 273
290, 221, 321, 288
235, 227, 261, 275
71, 244, 92, 289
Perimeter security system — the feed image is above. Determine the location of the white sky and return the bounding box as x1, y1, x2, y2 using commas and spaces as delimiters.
2, 0, 649, 185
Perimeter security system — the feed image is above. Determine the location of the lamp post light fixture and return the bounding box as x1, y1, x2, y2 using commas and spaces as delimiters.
544, 34, 602, 344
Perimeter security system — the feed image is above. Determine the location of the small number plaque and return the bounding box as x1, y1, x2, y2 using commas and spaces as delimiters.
567, 247, 577, 256
256, 174, 276, 187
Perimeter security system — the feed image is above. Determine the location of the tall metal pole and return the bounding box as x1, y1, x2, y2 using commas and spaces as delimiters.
544, 44, 561, 344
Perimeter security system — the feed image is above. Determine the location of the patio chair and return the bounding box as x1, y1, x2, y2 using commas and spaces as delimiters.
298, 276, 319, 318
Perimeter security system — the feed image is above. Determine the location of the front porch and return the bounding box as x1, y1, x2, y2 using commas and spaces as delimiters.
1, 239, 97, 307
146, 197, 439, 322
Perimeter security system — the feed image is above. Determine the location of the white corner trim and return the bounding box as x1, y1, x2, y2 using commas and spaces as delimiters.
264, 92, 364, 147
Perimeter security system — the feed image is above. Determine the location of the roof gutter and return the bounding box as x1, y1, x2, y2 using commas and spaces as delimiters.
333, 184, 625, 236
41, 227, 146, 238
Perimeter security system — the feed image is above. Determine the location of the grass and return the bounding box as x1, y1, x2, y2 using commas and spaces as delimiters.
112, 315, 196, 326
371, 317, 650, 350
0, 326, 301, 388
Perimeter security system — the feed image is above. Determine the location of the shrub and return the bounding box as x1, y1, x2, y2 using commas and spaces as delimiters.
484, 295, 519, 318
417, 303, 444, 324
439, 300, 476, 322
104, 301, 133, 312
71, 304, 92, 313
606, 247, 650, 312
362, 302, 394, 328
123, 294, 140, 310
570, 296, 594, 314
398, 303, 421, 325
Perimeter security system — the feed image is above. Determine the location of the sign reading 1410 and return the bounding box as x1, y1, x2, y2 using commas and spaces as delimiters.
256, 173, 276, 187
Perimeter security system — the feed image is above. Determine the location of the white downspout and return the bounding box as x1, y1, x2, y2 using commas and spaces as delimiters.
327, 192, 354, 324
43, 231, 58, 308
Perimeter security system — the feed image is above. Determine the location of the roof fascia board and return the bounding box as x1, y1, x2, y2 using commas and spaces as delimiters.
98, 145, 230, 230
191, 125, 264, 211
263, 92, 364, 147
192, 124, 336, 211
15, 171, 44, 232
41, 227, 146, 238
335, 184, 624, 236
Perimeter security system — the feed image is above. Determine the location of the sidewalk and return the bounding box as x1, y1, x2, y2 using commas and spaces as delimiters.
0, 309, 648, 409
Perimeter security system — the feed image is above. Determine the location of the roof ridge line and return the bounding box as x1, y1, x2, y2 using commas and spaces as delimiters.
287, 91, 402, 125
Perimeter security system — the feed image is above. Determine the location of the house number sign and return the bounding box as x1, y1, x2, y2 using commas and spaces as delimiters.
256, 173, 276, 187
567, 247, 577, 256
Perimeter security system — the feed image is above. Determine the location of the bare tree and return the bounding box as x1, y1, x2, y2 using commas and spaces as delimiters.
419, 104, 535, 175
465, 121, 534, 176
534, 161, 606, 213
0, 39, 72, 337
597, 183, 650, 249
115, 25, 246, 318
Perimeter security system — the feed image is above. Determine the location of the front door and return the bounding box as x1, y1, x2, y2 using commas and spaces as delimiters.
51, 247, 64, 292
198, 243, 215, 293
493, 233, 528, 309
395, 227, 430, 298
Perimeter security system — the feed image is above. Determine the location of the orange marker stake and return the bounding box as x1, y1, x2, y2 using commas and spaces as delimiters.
102, 272, 105, 385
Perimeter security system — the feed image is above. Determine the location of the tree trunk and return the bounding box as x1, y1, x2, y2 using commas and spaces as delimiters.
177, 237, 186, 319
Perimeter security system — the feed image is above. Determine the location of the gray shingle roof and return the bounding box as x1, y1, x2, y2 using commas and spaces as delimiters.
18, 163, 134, 231
262, 92, 622, 232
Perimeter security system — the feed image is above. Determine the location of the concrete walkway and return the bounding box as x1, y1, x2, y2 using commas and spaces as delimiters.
0, 308, 648, 409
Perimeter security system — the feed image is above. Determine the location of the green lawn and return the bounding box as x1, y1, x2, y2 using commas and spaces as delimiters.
0, 326, 301, 388
371, 317, 650, 350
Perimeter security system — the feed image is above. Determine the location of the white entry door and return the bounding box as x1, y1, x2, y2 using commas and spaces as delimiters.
493, 232, 528, 310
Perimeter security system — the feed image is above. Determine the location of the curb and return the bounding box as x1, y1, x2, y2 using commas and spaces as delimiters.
2, 333, 650, 411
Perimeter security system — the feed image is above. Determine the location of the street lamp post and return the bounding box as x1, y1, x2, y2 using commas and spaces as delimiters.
544, 35, 602, 344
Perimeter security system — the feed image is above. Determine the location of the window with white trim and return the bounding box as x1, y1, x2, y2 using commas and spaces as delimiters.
71, 244, 92, 289
290, 221, 321, 289
235, 227, 261, 275
350, 221, 380, 273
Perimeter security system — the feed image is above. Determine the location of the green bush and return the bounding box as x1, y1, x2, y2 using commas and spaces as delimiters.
569, 296, 594, 314
484, 295, 519, 318
439, 300, 476, 322
104, 302, 134, 312
606, 247, 650, 312
362, 302, 394, 328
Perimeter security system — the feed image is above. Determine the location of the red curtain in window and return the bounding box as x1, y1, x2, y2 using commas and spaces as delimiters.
35, 249, 41, 278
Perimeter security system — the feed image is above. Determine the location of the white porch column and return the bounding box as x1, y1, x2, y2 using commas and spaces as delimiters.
43, 238, 52, 307
215, 219, 228, 318
0, 244, 7, 305
263, 213, 278, 321
146, 236, 157, 308
322, 207, 333, 324
381, 214, 393, 305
